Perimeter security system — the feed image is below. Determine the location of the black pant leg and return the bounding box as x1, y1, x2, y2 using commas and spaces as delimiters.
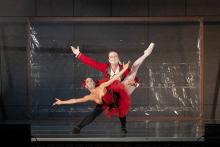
119, 116, 126, 128
77, 104, 103, 129
112, 92, 127, 129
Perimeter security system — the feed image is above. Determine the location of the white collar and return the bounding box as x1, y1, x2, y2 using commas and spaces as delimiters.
110, 65, 120, 78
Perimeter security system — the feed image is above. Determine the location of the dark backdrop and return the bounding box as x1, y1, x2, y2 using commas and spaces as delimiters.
0, 0, 219, 121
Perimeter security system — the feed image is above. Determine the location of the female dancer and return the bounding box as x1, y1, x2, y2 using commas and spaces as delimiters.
53, 61, 131, 117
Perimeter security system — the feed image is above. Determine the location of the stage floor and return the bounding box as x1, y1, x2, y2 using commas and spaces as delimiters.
31, 117, 204, 142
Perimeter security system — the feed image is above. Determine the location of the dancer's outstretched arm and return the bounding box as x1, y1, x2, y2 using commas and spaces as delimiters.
70, 46, 107, 72
52, 95, 94, 106
100, 61, 130, 88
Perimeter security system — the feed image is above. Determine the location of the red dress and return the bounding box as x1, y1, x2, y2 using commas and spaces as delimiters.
101, 81, 131, 118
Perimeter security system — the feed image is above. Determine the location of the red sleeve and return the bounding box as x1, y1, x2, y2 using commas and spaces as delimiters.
77, 53, 107, 72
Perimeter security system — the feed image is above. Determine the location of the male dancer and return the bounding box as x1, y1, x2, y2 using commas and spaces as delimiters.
70, 47, 139, 134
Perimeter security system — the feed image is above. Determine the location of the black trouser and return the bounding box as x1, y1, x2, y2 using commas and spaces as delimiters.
77, 104, 126, 129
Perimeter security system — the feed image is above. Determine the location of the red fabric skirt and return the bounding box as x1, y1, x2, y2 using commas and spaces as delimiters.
101, 80, 131, 118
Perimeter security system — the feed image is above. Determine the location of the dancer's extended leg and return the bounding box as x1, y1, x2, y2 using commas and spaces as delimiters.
73, 104, 103, 133
122, 42, 154, 95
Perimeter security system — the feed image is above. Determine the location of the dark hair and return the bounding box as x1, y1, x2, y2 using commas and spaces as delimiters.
108, 51, 119, 57
81, 78, 97, 88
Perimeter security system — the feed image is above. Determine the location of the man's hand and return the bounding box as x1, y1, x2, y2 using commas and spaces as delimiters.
127, 80, 138, 87
70, 46, 80, 57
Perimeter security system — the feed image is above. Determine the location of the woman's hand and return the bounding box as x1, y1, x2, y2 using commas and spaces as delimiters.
122, 61, 130, 70
52, 98, 63, 106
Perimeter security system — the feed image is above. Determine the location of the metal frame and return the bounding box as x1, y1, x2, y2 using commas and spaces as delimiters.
26, 16, 204, 120
31, 136, 204, 142
26, 18, 32, 119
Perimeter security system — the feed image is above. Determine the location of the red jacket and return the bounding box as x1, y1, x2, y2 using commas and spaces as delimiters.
77, 53, 139, 83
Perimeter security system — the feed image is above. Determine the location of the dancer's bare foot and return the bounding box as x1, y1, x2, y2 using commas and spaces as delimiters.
144, 42, 154, 56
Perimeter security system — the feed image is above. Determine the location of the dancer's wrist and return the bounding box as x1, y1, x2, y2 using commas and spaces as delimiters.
75, 52, 80, 58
